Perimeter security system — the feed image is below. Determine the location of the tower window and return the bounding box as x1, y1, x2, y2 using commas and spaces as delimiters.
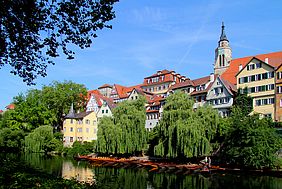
219, 55, 222, 67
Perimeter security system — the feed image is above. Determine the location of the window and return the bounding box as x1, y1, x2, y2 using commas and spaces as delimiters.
243, 76, 248, 83
86, 119, 90, 124
280, 99, 282, 107
256, 63, 262, 68
102, 110, 104, 114
278, 86, 282, 94
262, 73, 268, 79
268, 72, 274, 78
86, 128, 89, 133
70, 137, 73, 142
70, 127, 73, 132
93, 120, 97, 125
277, 72, 282, 80
255, 100, 261, 106
63, 127, 66, 132
255, 98, 275, 106
106, 109, 108, 113
77, 128, 82, 132
70, 119, 73, 124
250, 75, 255, 82
94, 128, 97, 134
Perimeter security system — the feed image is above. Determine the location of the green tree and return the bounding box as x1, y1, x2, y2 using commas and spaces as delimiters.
1, 0, 118, 84
41, 80, 87, 129
96, 116, 120, 154
24, 125, 62, 153
0, 128, 25, 151
65, 141, 95, 157
96, 97, 147, 156
2, 80, 87, 131
153, 92, 220, 159
11, 90, 56, 131
220, 108, 281, 168
232, 92, 253, 116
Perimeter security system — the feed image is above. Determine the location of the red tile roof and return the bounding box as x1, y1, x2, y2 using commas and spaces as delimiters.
0, 110, 3, 113
144, 69, 172, 79
112, 84, 143, 99
87, 90, 102, 99
143, 70, 187, 86
192, 75, 211, 86
5, 104, 15, 110
190, 75, 218, 96
170, 79, 194, 90
88, 89, 115, 108
98, 84, 112, 89
219, 76, 237, 94
222, 51, 282, 85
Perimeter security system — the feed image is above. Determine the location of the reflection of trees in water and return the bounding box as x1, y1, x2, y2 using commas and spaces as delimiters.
92, 166, 282, 189
93, 167, 148, 189
209, 174, 282, 189
149, 173, 211, 189
12, 153, 282, 189
22, 153, 63, 177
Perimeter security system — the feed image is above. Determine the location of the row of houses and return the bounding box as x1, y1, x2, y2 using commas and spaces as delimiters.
63, 23, 282, 146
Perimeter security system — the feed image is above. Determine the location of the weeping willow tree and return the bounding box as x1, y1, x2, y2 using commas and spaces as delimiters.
96, 97, 147, 156
96, 116, 121, 154
24, 125, 59, 153
154, 92, 220, 158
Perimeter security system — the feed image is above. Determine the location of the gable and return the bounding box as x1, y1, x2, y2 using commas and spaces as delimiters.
222, 51, 282, 85
206, 77, 233, 100
236, 58, 274, 79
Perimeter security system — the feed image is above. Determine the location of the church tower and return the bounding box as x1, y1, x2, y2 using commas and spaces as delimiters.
214, 22, 232, 75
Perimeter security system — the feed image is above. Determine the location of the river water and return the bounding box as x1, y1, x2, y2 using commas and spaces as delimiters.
13, 153, 282, 188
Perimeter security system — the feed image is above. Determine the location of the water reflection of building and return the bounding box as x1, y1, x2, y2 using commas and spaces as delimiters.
62, 161, 95, 185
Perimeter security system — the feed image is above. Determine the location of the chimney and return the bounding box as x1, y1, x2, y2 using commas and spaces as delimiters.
239, 64, 242, 71
210, 73, 215, 82
265, 58, 269, 64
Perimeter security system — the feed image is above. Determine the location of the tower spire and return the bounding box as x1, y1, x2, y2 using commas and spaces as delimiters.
219, 22, 228, 42
66, 103, 75, 118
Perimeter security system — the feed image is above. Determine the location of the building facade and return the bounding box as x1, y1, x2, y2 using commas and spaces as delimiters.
190, 74, 216, 109
63, 105, 98, 147
98, 84, 113, 98
142, 70, 186, 95
275, 64, 282, 122
236, 58, 275, 119
145, 95, 164, 130
96, 100, 116, 121
206, 76, 236, 117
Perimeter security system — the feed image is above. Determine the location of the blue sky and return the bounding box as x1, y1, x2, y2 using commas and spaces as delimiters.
1, 0, 282, 110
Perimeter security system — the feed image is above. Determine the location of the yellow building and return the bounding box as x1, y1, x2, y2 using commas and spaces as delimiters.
63, 104, 98, 147
275, 64, 282, 122
236, 57, 275, 119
